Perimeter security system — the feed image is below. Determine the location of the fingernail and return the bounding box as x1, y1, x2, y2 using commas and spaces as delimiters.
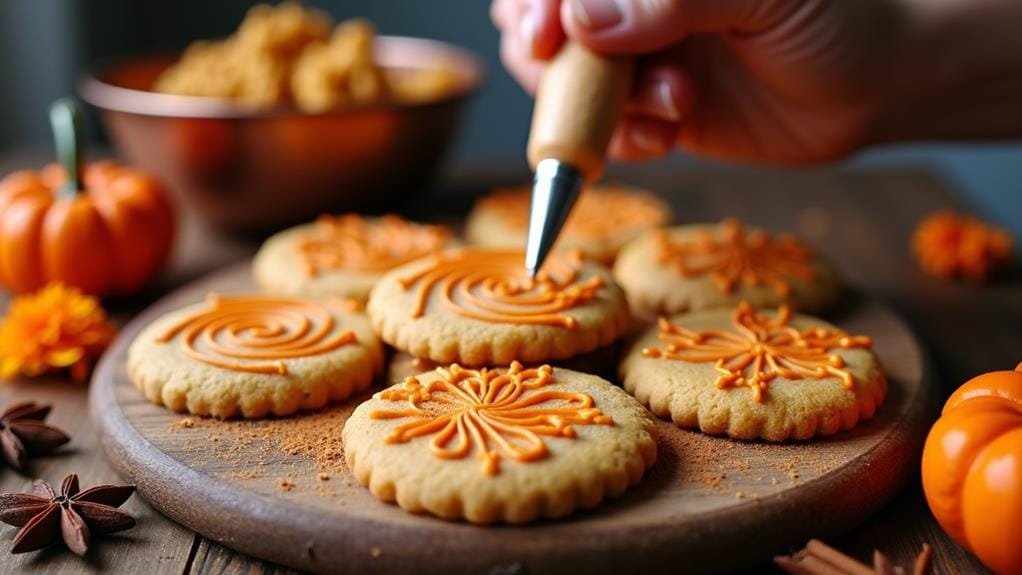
520, 10, 538, 58
629, 125, 666, 153
656, 81, 681, 121
571, 0, 622, 30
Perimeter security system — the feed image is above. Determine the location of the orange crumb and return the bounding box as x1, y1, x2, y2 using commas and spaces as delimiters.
912, 210, 1013, 281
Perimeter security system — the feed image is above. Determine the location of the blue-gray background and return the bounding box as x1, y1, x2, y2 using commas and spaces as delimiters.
1, 0, 1019, 235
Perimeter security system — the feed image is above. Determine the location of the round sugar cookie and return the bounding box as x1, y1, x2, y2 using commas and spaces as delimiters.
343, 362, 658, 523
253, 214, 453, 301
366, 248, 631, 366
127, 294, 384, 419
465, 183, 671, 264
613, 219, 841, 319
385, 342, 622, 383
619, 302, 886, 441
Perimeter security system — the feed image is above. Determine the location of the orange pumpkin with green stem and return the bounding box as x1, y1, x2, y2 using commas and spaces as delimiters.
922, 363, 1022, 575
0, 99, 174, 296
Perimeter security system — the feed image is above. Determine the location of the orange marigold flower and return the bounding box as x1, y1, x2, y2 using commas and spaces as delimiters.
0, 283, 116, 382
912, 211, 1013, 281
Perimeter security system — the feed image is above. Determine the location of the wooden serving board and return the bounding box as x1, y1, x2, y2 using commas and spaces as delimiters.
90, 261, 937, 575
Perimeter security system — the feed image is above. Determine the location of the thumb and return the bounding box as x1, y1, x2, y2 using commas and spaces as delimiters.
562, 0, 803, 54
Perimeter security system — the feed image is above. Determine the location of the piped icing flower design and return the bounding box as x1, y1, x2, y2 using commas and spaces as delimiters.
155, 294, 357, 374
642, 302, 872, 402
296, 214, 450, 277
656, 219, 817, 297
370, 362, 614, 475
396, 249, 604, 328
480, 184, 669, 239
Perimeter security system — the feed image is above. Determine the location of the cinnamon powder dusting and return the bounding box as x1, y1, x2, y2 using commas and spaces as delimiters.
167, 402, 358, 497
656, 423, 851, 497
168, 397, 864, 504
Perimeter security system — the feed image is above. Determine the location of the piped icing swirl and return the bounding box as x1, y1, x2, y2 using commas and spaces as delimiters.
396, 249, 604, 328
370, 362, 614, 475
642, 302, 872, 402
155, 294, 357, 374
297, 214, 450, 277
655, 219, 816, 297
479, 184, 669, 239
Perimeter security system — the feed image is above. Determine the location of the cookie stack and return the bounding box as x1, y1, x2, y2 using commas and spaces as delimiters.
126, 186, 887, 524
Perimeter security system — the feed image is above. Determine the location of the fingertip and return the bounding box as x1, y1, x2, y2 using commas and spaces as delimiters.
560, 0, 631, 54
561, 0, 688, 54
525, 0, 565, 59
608, 117, 678, 161
499, 23, 545, 94
490, 0, 517, 30
628, 63, 695, 123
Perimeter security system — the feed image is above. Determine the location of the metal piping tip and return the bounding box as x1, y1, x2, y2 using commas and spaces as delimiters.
525, 159, 584, 278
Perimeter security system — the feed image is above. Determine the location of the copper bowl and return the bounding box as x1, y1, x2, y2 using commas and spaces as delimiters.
80, 37, 483, 233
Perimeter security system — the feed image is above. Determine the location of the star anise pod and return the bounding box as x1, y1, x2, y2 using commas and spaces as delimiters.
0, 474, 135, 555
0, 402, 70, 471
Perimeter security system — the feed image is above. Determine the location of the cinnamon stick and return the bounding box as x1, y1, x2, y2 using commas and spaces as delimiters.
805, 540, 877, 575
913, 544, 933, 575
775, 539, 935, 575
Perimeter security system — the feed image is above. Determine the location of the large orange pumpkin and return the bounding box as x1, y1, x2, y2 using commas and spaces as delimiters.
922, 362, 1022, 575
0, 99, 175, 297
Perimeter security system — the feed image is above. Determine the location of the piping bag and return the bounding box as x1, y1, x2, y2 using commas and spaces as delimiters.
524, 42, 635, 277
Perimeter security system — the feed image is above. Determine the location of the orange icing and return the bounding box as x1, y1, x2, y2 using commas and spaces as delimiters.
396, 249, 604, 328
912, 210, 1013, 281
656, 218, 816, 297
296, 214, 450, 277
479, 184, 669, 239
642, 302, 872, 402
370, 362, 613, 475
156, 294, 357, 374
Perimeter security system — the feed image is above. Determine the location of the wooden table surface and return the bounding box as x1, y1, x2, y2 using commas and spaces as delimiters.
0, 155, 1016, 575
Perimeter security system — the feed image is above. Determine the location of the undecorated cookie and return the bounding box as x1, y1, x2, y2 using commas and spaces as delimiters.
253, 214, 453, 301
343, 362, 657, 523
465, 183, 671, 264
619, 302, 886, 441
613, 219, 841, 318
128, 294, 384, 418
367, 248, 631, 365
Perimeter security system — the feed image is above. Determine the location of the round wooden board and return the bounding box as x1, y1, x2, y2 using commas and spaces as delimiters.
90, 261, 937, 575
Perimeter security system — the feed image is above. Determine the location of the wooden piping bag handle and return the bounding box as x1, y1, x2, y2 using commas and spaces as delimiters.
526, 41, 635, 182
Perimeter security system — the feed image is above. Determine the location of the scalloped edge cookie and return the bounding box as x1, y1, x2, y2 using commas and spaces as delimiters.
343, 364, 658, 523
366, 250, 631, 365
385, 342, 623, 383
619, 306, 886, 441
127, 296, 384, 418
613, 222, 842, 319
253, 215, 453, 301
465, 183, 672, 264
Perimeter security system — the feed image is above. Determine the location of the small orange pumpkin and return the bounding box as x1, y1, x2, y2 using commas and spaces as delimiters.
0, 100, 174, 297
922, 362, 1022, 575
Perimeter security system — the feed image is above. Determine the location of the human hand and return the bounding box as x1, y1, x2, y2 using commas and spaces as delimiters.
491, 0, 908, 164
